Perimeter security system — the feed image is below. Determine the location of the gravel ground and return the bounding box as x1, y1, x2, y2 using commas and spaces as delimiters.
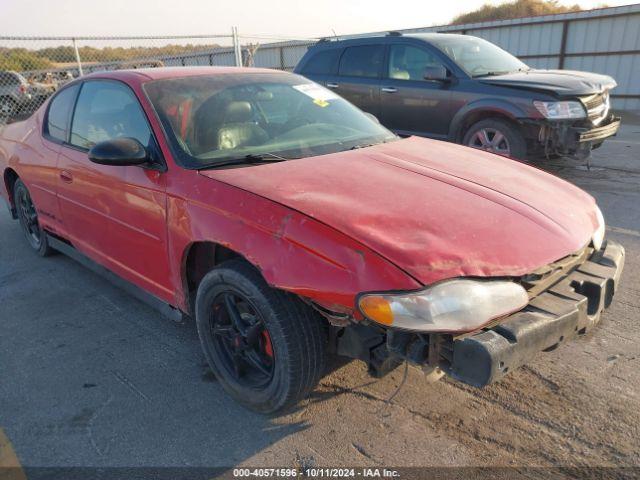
1, 120, 639, 475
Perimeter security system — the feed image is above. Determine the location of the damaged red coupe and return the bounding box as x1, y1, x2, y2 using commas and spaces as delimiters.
0, 67, 625, 413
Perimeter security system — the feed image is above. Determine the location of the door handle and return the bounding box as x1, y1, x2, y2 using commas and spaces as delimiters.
382, 87, 398, 93
60, 170, 73, 183
326, 82, 339, 89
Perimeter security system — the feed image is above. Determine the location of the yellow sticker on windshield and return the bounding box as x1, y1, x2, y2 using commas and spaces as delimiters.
293, 83, 339, 105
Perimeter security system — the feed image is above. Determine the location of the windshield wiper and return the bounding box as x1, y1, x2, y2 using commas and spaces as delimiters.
244, 152, 289, 161
349, 143, 378, 150
197, 152, 290, 170
474, 68, 531, 77
349, 137, 396, 150
473, 70, 511, 78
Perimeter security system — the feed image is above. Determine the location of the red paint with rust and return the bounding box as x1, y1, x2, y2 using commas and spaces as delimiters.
0, 67, 599, 316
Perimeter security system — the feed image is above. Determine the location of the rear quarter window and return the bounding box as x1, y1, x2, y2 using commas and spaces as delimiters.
301, 49, 340, 75
44, 84, 80, 142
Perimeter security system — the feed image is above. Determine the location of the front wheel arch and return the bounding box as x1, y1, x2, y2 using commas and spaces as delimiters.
181, 241, 243, 314
454, 110, 518, 143
448, 99, 528, 143
3, 167, 19, 217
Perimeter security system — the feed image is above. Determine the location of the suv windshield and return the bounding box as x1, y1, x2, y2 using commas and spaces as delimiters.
428, 35, 529, 78
144, 72, 395, 168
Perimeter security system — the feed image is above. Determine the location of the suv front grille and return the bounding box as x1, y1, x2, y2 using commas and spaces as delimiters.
580, 91, 610, 126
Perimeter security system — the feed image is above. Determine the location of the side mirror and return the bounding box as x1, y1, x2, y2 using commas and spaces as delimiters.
424, 65, 450, 82
88, 137, 149, 166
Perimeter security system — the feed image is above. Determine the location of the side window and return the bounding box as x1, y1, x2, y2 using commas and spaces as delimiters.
70, 81, 152, 150
338, 45, 384, 78
388, 45, 443, 81
45, 84, 79, 142
301, 49, 340, 75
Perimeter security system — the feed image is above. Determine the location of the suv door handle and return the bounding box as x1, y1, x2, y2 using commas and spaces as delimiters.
382, 87, 398, 93
60, 170, 73, 183
326, 82, 339, 89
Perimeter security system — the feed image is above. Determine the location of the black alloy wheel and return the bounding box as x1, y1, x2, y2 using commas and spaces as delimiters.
196, 259, 327, 414
209, 290, 275, 388
14, 179, 53, 256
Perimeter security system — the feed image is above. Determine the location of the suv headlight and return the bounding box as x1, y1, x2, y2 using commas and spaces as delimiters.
358, 279, 528, 333
592, 205, 605, 251
534, 100, 586, 119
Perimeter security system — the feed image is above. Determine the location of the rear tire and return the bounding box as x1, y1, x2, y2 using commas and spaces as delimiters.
462, 118, 527, 160
13, 179, 54, 257
195, 259, 327, 414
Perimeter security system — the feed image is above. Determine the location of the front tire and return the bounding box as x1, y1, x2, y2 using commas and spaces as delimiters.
14, 179, 54, 257
462, 118, 527, 160
195, 259, 327, 414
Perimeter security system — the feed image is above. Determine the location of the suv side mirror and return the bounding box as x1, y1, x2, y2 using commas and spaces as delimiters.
88, 137, 149, 166
424, 65, 450, 82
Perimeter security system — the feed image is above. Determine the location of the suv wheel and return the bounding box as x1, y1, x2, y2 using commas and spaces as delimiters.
14, 179, 54, 256
195, 259, 327, 414
462, 118, 527, 160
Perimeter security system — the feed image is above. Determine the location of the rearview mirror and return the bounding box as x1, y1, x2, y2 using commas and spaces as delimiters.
88, 137, 149, 166
424, 65, 450, 82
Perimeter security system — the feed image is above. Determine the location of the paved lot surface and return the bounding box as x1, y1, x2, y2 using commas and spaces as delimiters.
1, 120, 639, 472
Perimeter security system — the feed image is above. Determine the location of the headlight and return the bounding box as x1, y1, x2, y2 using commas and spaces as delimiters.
533, 100, 586, 119
358, 279, 529, 333
592, 205, 605, 251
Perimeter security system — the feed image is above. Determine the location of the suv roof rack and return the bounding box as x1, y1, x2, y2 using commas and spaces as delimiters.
386, 31, 403, 37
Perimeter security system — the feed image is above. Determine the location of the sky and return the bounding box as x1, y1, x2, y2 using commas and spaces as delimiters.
0, 0, 631, 39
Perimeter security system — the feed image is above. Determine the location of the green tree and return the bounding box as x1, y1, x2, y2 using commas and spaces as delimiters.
452, 0, 584, 24
0, 48, 53, 71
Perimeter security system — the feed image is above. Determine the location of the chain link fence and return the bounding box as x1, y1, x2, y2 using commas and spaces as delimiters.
0, 33, 318, 125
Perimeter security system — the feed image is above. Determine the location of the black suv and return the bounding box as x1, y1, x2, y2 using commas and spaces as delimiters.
294, 33, 621, 160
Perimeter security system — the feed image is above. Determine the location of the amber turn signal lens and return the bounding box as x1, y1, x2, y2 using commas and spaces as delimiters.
358, 296, 394, 325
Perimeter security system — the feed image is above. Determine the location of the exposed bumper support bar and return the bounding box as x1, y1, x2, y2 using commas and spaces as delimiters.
576, 117, 621, 143
449, 240, 625, 387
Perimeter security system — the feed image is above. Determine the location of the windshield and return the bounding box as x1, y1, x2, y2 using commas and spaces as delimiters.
143, 72, 395, 168
428, 35, 529, 78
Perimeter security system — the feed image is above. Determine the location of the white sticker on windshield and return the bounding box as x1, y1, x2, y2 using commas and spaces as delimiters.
293, 83, 340, 102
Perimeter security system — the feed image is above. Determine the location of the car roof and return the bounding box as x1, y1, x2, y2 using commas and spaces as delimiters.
77, 66, 287, 83
313, 32, 469, 47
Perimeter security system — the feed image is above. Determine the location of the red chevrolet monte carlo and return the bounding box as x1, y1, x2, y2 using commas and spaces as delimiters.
0, 67, 625, 413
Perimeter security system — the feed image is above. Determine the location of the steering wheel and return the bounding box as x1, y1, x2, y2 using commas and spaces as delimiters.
281, 101, 318, 133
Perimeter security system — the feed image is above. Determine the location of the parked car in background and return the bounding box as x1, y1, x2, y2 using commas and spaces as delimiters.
295, 33, 621, 161
0, 70, 56, 123
0, 67, 624, 413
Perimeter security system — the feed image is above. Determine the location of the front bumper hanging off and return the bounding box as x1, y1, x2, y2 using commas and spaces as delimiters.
449, 240, 625, 387
527, 115, 621, 159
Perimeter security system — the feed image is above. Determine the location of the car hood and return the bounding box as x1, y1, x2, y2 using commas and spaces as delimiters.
479, 69, 616, 96
199, 137, 598, 285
